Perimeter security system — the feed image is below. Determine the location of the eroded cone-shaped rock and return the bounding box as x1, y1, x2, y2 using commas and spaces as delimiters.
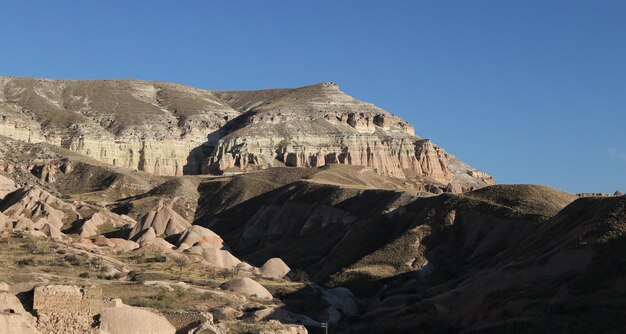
0, 291, 27, 314
0, 292, 40, 334
177, 225, 224, 249
14, 217, 35, 230
40, 222, 62, 239
76, 211, 137, 238
108, 238, 140, 251
137, 227, 157, 244
246, 306, 317, 328
0, 175, 16, 200
190, 247, 240, 269
76, 220, 98, 239
94, 236, 116, 248
260, 258, 291, 279
129, 203, 191, 240
0, 186, 77, 231
220, 277, 272, 300
139, 237, 175, 251
100, 305, 175, 334
0, 212, 10, 230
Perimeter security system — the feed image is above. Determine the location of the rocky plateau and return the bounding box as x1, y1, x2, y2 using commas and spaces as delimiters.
0, 77, 493, 192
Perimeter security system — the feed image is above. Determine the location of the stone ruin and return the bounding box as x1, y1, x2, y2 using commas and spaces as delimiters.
33, 285, 102, 334
33, 284, 103, 313
24, 284, 219, 334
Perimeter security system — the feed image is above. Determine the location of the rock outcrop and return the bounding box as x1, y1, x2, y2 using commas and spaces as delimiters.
100, 306, 176, 334
260, 258, 291, 279
0, 186, 80, 238
75, 211, 137, 238
220, 278, 273, 300
177, 225, 224, 250
0, 77, 239, 176
190, 248, 241, 269
129, 201, 191, 240
29, 160, 73, 183
0, 77, 493, 191
0, 175, 16, 199
0, 292, 40, 334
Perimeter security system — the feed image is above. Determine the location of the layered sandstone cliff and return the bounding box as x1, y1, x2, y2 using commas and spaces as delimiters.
205, 82, 492, 190
0, 77, 238, 176
0, 77, 493, 191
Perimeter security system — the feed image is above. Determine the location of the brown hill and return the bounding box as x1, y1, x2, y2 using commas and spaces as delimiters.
339, 195, 626, 333
0, 77, 493, 191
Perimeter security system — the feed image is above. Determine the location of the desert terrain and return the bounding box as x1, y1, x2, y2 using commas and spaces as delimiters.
0, 78, 624, 333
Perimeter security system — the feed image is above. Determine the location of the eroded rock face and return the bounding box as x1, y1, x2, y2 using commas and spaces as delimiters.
0, 77, 238, 177
28, 160, 72, 183
0, 78, 493, 191
0, 186, 79, 238
0, 292, 40, 334
177, 225, 224, 249
75, 211, 137, 238
0, 175, 17, 199
129, 201, 191, 239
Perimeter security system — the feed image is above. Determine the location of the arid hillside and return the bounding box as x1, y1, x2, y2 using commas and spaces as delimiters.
0, 77, 493, 192
0, 77, 624, 334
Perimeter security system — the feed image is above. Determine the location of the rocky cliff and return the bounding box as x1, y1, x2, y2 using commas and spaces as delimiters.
0, 77, 493, 191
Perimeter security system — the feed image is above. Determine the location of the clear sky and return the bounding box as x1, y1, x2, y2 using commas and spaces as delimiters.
1, 1, 624, 194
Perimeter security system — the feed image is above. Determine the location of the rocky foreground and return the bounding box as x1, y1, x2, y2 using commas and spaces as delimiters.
0, 78, 625, 334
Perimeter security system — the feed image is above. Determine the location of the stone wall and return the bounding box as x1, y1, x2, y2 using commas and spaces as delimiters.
33, 285, 102, 314
33, 285, 102, 334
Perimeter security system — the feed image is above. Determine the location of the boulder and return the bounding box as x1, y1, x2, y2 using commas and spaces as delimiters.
211, 306, 243, 322
176, 225, 224, 249
94, 236, 116, 248
260, 258, 291, 279
100, 305, 176, 334
192, 248, 240, 269
139, 237, 175, 251
186, 321, 223, 334
40, 222, 62, 239
0, 292, 40, 334
14, 217, 35, 230
256, 321, 308, 334
0, 292, 26, 313
220, 278, 272, 300
108, 238, 140, 251
246, 306, 317, 327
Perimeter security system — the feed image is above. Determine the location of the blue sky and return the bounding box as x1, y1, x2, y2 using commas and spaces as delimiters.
1, 1, 624, 193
